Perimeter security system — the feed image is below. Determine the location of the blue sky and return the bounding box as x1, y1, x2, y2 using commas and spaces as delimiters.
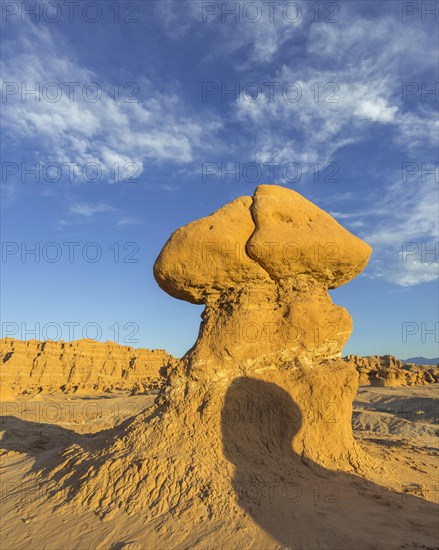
1, 0, 438, 359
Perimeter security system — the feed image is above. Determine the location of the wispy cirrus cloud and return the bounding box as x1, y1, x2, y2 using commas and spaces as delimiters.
2, 4, 437, 290
214, 7, 436, 169
69, 202, 115, 217
116, 216, 143, 226
155, 0, 305, 66
1, 17, 223, 188
332, 173, 439, 287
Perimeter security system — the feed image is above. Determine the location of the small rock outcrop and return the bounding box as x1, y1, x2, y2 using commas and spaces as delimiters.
345, 354, 439, 386
0, 338, 174, 396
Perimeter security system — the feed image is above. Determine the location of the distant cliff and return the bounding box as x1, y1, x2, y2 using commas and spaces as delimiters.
1, 339, 437, 397
402, 356, 439, 366
344, 354, 439, 387
0, 338, 175, 396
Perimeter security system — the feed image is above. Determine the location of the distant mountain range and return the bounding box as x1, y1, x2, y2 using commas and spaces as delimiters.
402, 357, 439, 366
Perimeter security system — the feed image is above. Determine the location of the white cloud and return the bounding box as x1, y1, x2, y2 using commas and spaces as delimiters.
232, 12, 436, 167
329, 211, 369, 221
346, 221, 365, 229
116, 217, 143, 226
69, 203, 114, 217
374, 257, 438, 287
156, 0, 305, 66
1, 18, 223, 186
396, 111, 439, 150
333, 176, 439, 287
354, 98, 398, 123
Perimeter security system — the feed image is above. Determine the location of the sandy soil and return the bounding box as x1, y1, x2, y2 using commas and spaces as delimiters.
0, 385, 437, 550
352, 385, 438, 503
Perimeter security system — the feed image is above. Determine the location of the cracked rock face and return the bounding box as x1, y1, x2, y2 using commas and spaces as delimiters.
154, 184, 372, 376
153, 195, 270, 305
247, 185, 371, 288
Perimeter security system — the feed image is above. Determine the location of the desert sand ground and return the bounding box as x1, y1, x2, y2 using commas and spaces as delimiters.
0, 384, 437, 550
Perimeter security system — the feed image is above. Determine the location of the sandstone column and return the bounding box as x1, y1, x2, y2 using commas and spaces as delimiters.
153, 184, 372, 469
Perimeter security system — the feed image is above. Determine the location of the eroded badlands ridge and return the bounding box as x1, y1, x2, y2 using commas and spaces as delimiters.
0, 338, 174, 396
1, 337, 434, 398
346, 354, 439, 386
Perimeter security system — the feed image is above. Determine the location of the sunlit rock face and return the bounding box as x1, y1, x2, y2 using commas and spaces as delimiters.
152, 185, 372, 469
154, 184, 372, 378
0, 338, 173, 395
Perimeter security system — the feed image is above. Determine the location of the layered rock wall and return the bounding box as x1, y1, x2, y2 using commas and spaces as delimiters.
0, 338, 174, 395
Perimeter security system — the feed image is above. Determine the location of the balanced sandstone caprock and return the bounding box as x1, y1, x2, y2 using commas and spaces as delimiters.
247, 185, 372, 287
154, 184, 372, 372
154, 185, 371, 301
153, 195, 270, 304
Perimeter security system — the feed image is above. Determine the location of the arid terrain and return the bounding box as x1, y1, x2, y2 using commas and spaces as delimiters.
0, 381, 438, 549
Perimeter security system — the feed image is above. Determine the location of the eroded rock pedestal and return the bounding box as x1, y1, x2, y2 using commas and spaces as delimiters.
44, 185, 372, 520
154, 184, 371, 468
155, 186, 370, 371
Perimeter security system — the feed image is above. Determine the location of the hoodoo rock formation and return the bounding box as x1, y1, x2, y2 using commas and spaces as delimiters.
153, 184, 372, 468
40, 185, 374, 521
154, 185, 371, 374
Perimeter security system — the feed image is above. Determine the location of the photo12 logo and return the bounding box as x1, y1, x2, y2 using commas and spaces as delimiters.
202, 81, 339, 104
401, 82, 438, 103
401, 242, 439, 264
2, 161, 140, 184
1, 241, 140, 263
401, 2, 439, 22
201, 161, 339, 184
201, 2, 340, 24
401, 162, 438, 183
1, 81, 139, 103
2, 321, 140, 344
401, 322, 439, 343
2, 1, 140, 24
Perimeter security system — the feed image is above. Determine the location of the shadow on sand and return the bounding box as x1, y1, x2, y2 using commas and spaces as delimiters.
0, 379, 438, 549
221, 377, 439, 549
